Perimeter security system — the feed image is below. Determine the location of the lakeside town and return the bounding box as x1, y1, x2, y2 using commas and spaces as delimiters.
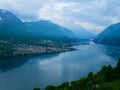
0, 40, 77, 57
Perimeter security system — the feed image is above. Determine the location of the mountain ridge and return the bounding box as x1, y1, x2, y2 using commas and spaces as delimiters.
0, 9, 95, 41
94, 22, 120, 46
0, 9, 75, 40
25, 20, 75, 38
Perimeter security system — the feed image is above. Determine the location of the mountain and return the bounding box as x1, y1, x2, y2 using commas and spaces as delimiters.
25, 21, 75, 38
0, 9, 21, 23
0, 9, 77, 57
94, 23, 120, 46
72, 29, 96, 39
0, 9, 95, 57
0, 9, 94, 42
0, 9, 76, 41
0, 9, 33, 39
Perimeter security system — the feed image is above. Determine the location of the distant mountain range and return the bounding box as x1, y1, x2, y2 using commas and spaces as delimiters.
25, 20, 74, 38
0, 9, 94, 41
0, 9, 74, 40
73, 29, 95, 39
94, 23, 120, 46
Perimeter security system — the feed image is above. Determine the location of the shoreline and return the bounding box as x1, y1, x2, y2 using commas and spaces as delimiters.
0, 47, 76, 58
0, 39, 79, 58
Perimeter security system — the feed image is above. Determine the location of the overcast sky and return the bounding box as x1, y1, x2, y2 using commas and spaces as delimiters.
0, 0, 120, 34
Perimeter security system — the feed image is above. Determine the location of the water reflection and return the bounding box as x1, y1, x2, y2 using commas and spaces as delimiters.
0, 57, 30, 72
103, 45, 120, 59
0, 54, 59, 72
0, 44, 120, 90
37, 44, 119, 81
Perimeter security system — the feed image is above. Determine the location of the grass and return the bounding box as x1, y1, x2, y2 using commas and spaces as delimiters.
99, 80, 120, 90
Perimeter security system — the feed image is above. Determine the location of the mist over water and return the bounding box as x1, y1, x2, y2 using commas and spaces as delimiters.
0, 43, 119, 90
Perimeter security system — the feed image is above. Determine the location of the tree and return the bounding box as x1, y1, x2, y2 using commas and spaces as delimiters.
57, 82, 69, 90
78, 78, 87, 89
71, 81, 79, 90
33, 88, 41, 90
116, 58, 120, 78
45, 85, 56, 90
105, 65, 115, 82
86, 72, 94, 89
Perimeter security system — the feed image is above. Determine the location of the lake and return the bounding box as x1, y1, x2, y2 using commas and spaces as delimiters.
0, 43, 120, 90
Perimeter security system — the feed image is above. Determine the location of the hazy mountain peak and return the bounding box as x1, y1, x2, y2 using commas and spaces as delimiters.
0, 9, 21, 23
34, 20, 58, 26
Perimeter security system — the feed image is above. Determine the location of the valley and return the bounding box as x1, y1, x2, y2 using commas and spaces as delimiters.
0, 9, 89, 57
0, 7, 120, 90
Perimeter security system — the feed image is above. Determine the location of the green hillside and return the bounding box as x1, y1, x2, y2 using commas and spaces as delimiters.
99, 80, 120, 90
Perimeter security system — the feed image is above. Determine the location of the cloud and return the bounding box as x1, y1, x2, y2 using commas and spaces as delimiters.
0, 0, 50, 21
76, 22, 105, 34
38, 2, 79, 25
0, 0, 120, 33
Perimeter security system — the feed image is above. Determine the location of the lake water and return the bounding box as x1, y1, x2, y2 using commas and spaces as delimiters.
0, 43, 120, 90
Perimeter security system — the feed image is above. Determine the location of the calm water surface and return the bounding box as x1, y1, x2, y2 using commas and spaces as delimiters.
0, 43, 120, 90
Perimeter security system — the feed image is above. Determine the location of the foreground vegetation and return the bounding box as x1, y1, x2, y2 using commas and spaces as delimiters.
99, 80, 120, 90
33, 58, 120, 90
